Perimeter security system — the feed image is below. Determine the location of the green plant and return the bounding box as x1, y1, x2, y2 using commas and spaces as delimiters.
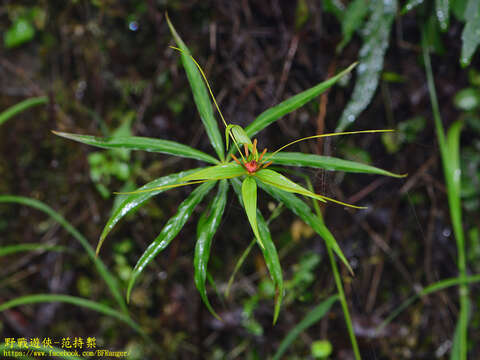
379, 28, 478, 360
273, 295, 338, 360
0, 196, 148, 358
53, 16, 403, 352
0, 96, 47, 126
4, 7, 39, 48
323, 0, 480, 132
87, 111, 139, 198
421, 30, 471, 360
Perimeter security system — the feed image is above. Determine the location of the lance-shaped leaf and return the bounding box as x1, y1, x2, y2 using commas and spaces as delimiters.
445, 121, 469, 360
52, 132, 219, 164
337, 0, 397, 132
257, 182, 353, 274
194, 180, 228, 319
166, 15, 225, 161
257, 205, 284, 324
269, 152, 405, 177
98, 168, 202, 254
460, 0, 480, 67
231, 179, 284, 324
179, 162, 246, 182
445, 121, 463, 234
245, 63, 357, 137
241, 176, 264, 249
127, 181, 216, 301
337, 0, 369, 52
255, 169, 365, 209
435, 0, 449, 31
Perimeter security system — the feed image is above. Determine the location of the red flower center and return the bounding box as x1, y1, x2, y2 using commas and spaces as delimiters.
244, 160, 258, 174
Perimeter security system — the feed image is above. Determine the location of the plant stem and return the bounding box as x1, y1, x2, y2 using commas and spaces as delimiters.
311, 198, 361, 360
422, 28, 469, 359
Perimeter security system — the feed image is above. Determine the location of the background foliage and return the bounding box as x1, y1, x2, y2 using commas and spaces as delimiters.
1, 1, 479, 359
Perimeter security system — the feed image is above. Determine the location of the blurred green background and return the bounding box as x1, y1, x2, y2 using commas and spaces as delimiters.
1, 1, 479, 359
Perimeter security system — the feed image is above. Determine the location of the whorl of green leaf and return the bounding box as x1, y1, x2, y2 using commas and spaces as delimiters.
194, 180, 228, 319
257, 183, 353, 274
98, 168, 202, 255
166, 14, 225, 160
231, 178, 284, 324
126, 181, 216, 302
52, 131, 219, 164
246, 63, 357, 137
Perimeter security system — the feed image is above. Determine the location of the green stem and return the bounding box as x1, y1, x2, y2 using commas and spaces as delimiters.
422, 29, 469, 359
310, 189, 361, 360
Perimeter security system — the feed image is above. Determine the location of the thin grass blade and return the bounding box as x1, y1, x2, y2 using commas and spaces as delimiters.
225, 239, 256, 298
126, 181, 216, 301
98, 168, 201, 254
0, 294, 144, 336
337, 0, 397, 131
451, 299, 471, 360
269, 152, 405, 177
0, 243, 66, 256
246, 63, 357, 137
0, 196, 127, 314
423, 37, 469, 360
52, 131, 219, 164
0, 96, 47, 126
256, 183, 353, 274
179, 162, 246, 182
194, 180, 228, 319
445, 121, 469, 360
273, 295, 338, 360
378, 275, 480, 334
166, 15, 224, 160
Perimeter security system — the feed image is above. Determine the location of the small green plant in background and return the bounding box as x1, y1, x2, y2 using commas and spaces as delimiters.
322, 0, 480, 132
0, 98, 150, 358
87, 111, 139, 199
53, 15, 404, 358
3, 5, 46, 48
378, 28, 480, 360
